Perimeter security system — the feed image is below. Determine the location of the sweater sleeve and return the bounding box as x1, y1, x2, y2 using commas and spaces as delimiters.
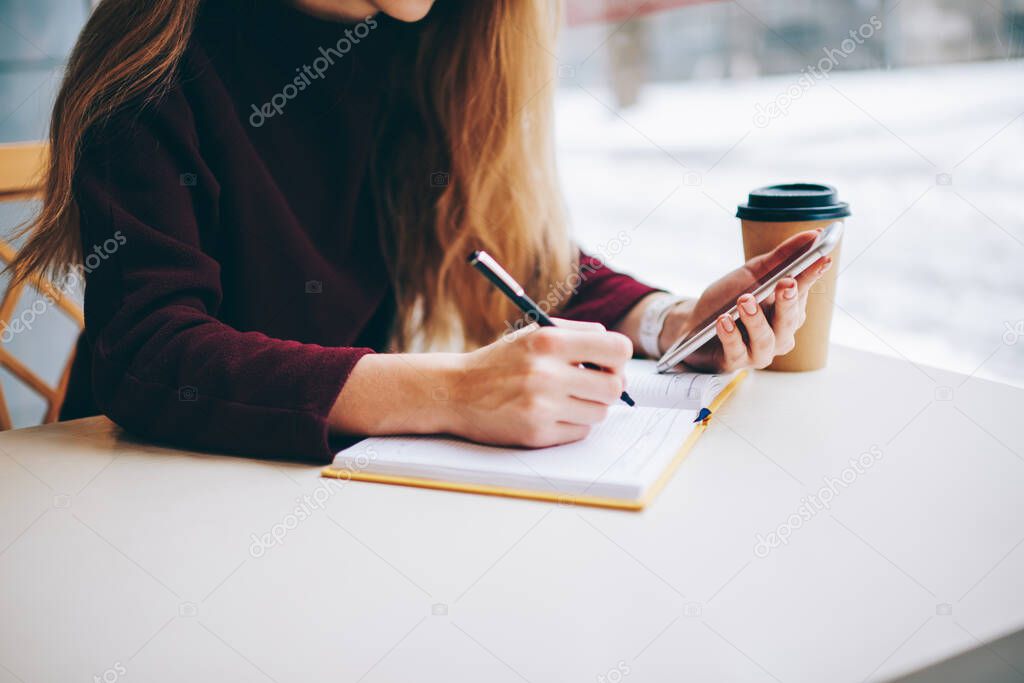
557, 252, 662, 328
73, 88, 371, 463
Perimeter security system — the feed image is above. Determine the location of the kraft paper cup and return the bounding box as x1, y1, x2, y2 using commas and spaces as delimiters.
736, 183, 850, 372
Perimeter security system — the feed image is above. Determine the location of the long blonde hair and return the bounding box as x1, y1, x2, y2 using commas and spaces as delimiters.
9, 0, 574, 351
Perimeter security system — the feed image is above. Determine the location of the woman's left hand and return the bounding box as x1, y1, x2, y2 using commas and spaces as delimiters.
659, 230, 832, 373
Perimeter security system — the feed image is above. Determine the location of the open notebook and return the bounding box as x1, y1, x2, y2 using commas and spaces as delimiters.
322, 360, 746, 510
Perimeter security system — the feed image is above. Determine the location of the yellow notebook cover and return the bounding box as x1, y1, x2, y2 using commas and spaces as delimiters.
322, 371, 746, 511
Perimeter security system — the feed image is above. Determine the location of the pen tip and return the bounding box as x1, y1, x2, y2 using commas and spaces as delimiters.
467, 250, 481, 264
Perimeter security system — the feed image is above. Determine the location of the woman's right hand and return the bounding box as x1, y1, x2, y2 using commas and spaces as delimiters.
448, 321, 633, 448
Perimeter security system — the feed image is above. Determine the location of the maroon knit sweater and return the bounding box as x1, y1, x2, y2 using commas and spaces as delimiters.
61, 1, 658, 462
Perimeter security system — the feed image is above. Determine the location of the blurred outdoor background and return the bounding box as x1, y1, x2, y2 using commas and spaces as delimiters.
555, 0, 1024, 395
0, 0, 1022, 427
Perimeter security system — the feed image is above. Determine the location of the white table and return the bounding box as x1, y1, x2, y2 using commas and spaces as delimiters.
1, 345, 1022, 683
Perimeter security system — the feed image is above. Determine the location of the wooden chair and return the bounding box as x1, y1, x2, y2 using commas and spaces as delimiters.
0, 141, 84, 430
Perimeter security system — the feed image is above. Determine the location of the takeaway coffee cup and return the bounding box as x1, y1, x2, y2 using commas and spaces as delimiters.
736, 183, 850, 371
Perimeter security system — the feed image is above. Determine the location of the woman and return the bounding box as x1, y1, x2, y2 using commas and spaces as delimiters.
11, 0, 829, 460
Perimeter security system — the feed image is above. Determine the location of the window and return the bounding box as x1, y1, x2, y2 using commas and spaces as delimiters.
557, 0, 1024, 387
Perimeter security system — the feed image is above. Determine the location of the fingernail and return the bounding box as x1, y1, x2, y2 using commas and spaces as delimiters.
739, 295, 758, 316
820, 258, 833, 275
720, 315, 735, 333
783, 282, 797, 300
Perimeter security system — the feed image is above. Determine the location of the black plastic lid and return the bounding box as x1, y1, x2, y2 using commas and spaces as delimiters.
736, 183, 850, 222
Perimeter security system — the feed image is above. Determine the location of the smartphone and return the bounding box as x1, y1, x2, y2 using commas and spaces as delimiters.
656, 221, 843, 373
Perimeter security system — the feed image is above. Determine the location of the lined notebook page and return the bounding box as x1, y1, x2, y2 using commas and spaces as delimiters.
625, 360, 729, 410
335, 405, 698, 500
332, 360, 733, 501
